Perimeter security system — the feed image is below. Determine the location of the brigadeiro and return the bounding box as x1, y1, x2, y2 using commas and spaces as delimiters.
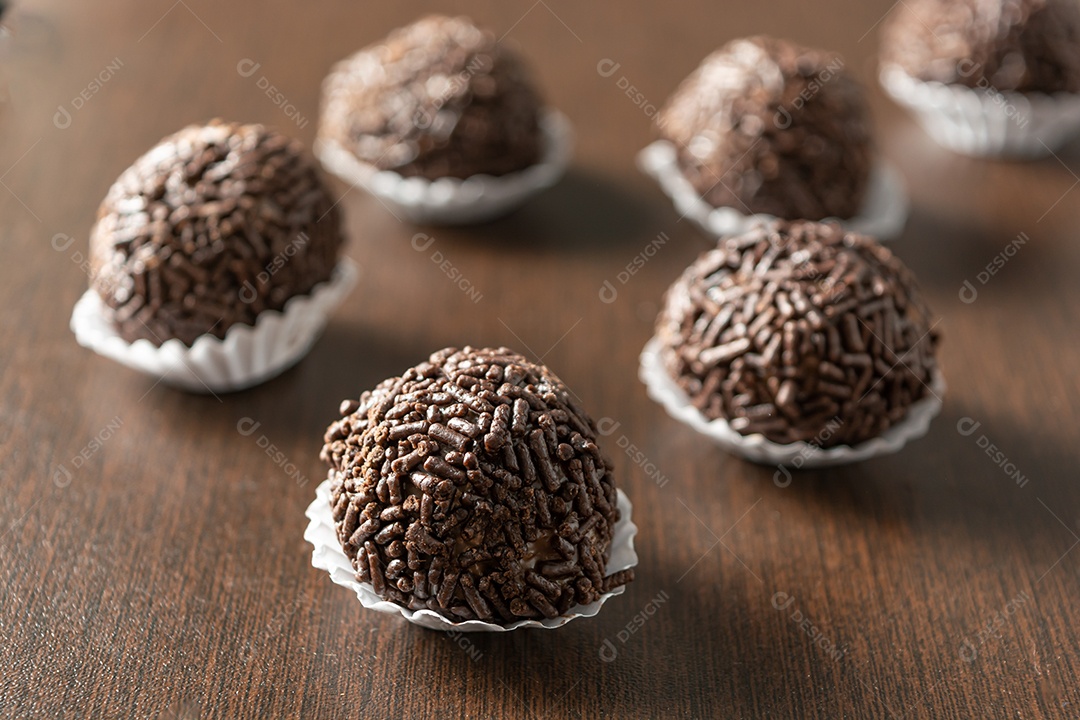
639, 36, 908, 240
71, 120, 356, 392
640, 220, 944, 466
309, 347, 636, 630
316, 15, 573, 225
880, 0, 1080, 156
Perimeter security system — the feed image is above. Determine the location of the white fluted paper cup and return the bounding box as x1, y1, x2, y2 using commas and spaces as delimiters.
304, 478, 638, 632
637, 140, 909, 241
316, 109, 573, 226
639, 336, 944, 468
880, 65, 1080, 159
70, 259, 357, 394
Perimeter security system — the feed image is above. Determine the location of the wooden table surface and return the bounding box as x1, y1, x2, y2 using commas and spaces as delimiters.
2, 0, 1079, 717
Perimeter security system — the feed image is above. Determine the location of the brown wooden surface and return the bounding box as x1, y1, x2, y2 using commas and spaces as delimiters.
2, 0, 1079, 717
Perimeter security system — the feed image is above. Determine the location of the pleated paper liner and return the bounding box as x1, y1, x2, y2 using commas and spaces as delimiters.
639, 336, 944, 468
305, 478, 638, 632
637, 140, 909, 241
880, 65, 1080, 159
316, 109, 573, 225
70, 259, 357, 393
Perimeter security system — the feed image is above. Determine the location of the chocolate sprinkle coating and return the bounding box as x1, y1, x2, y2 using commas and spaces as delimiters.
656, 36, 873, 221
90, 120, 344, 347
319, 15, 544, 180
881, 0, 1080, 93
655, 221, 940, 448
321, 347, 631, 624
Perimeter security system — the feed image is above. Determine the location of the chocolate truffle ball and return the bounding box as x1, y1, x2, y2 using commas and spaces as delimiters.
656, 36, 873, 221
655, 221, 940, 448
881, 0, 1080, 93
90, 120, 344, 347
320, 347, 632, 624
318, 15, 544, 180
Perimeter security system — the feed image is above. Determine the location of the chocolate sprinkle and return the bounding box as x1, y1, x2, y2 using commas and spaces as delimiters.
881, 0, 1080, 93
319, 15, 544, 180
655, 221, 941, 448
321, 347, 632, 624
656, 36, 872, 221
90, 120, 344, 347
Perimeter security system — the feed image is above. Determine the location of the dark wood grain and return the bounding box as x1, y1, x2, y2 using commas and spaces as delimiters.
1, 0, 1079, 717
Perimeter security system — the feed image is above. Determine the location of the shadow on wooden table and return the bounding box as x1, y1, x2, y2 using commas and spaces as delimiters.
741, 403, 1079, 564
391, 558, 797, 717
423, 167, 671, 253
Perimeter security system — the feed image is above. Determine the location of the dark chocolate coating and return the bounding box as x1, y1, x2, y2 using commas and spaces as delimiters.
90, 120, 344, 347
321, 347, 632, 624
655, 221, 940, 448
656, 36, 873, 221
881, 0, 1080, 93
318, 15, 544, 180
